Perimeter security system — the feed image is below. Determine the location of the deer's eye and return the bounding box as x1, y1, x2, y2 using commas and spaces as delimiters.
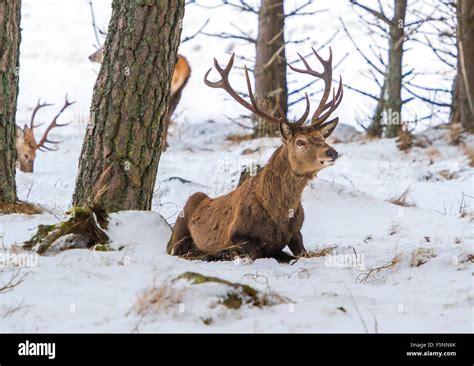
296, 140, 306, 146
24, 154, 29, 159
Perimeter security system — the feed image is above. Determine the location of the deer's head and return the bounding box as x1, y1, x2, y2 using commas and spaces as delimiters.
204, 49, 343, 177
16, 125, 38, 173
16, 96, 75, 173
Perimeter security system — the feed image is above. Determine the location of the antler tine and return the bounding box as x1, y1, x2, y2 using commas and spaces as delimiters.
204, 53, 281, 125
276, 92, 310, 129
214, 53, 234, 76
204, 54, 235, 88
289, 47, 342, 128
243, 65, 287, 125
205, 53, 311, 129
309, 48, 335, 126
312, 46, 332, 69
243, 66, 310, 128
37, 95, 76, 150
29, 98, 53, 129
292, 93, 310, 127
52, 95, 76, 126
313, 76, 343, 126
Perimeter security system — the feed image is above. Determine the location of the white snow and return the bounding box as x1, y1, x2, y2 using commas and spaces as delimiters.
0, 0, 472, 333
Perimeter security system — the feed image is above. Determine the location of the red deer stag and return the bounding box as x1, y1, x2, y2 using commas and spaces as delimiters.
167, 48, 343, 262
16, 96, 75, 172
89, 48, 191, 150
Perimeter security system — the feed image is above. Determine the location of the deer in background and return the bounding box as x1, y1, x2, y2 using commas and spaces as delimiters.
89, 48, 191, 150
168, 48, 343, 263
16, 96, 75, 172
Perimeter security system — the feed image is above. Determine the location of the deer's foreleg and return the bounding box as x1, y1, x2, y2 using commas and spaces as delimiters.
269, 250, 297, 263
288, 231, 307, 256
227, 230, 265, 260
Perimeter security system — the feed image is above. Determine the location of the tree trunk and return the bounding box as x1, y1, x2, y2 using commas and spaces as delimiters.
73, 0, 185, 212
383, 0, 407, 138
0, 0, 21, 203
449, 68, 460, 125
367, 81, 385, 137
455, 0, 474, 132
253, 0, 287, 138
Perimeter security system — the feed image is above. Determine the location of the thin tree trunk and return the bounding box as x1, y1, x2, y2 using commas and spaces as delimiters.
456, 0, 474, 132
449, 68, 460, 125
367, 81, 386, 137
383, 0, 407, 138
0, 0, 21, 203
253, 0, 287, 138
73, 0, 185, 212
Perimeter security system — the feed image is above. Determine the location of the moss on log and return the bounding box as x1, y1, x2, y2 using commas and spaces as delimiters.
174, 271, 289, 309
23, 206, 109, 255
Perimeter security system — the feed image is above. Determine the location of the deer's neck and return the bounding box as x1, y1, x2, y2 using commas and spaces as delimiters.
256, 146, 311, 213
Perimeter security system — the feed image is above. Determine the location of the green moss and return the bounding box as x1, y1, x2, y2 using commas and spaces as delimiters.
66, 207, 90, 217
173, 271, 274, 309
22, 224, 55, 250
93, 244, 113, 252
22, 206, 110, 255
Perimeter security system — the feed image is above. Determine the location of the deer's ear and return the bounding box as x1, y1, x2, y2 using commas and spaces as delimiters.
16, 126, 24, 139
317, 118, 339, 138
279, 122, 292, 142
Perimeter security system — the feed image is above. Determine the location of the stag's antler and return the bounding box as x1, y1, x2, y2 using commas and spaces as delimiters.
288, 47, 343, 128
204, 53, 310, 130
37, 95, 75, 151
29, 99, 53, 129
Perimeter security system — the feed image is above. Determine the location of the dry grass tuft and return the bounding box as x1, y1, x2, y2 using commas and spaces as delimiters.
460, 253, 474, 263
463, 147, 474, 167
226, 133, 253, 144
397, 129, 412, 151
304, 245, 338, 258
438, 169, 458, 180
133, 271, 290, 317
133, 284, 184, 316
241, 147, 260, 155
357, 254, 401, 283
449, 123, 463, 145
410, 248, 436, 267
388, 188, 416, 208
0, 201, 42, 215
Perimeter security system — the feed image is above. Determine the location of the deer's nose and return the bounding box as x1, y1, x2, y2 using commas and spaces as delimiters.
326, 149, 338, 160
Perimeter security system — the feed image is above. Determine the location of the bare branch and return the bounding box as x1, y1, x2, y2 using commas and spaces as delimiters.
339, 17, 385, 76
188, 0, 258, 13
88, 0, 102, 47
403, 86, 451, 108
286, 1, 328, 17
182, 18, 210, 43
343, 83, 379, 101
0, 269, 29, 294
201, 31, 256, 44
350, 0, 392, 25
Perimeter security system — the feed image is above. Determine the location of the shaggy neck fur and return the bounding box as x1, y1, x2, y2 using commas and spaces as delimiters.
255, 145, 313, 216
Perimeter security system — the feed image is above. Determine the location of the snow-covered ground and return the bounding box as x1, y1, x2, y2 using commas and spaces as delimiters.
0, 0, 472, 333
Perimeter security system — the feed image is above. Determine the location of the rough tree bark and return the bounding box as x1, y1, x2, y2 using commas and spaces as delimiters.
0, 0, 21, 203
73, 0, 185, 212
253, 0, 288, 138
383, 0, 407, 138
452, 0, 474, 132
